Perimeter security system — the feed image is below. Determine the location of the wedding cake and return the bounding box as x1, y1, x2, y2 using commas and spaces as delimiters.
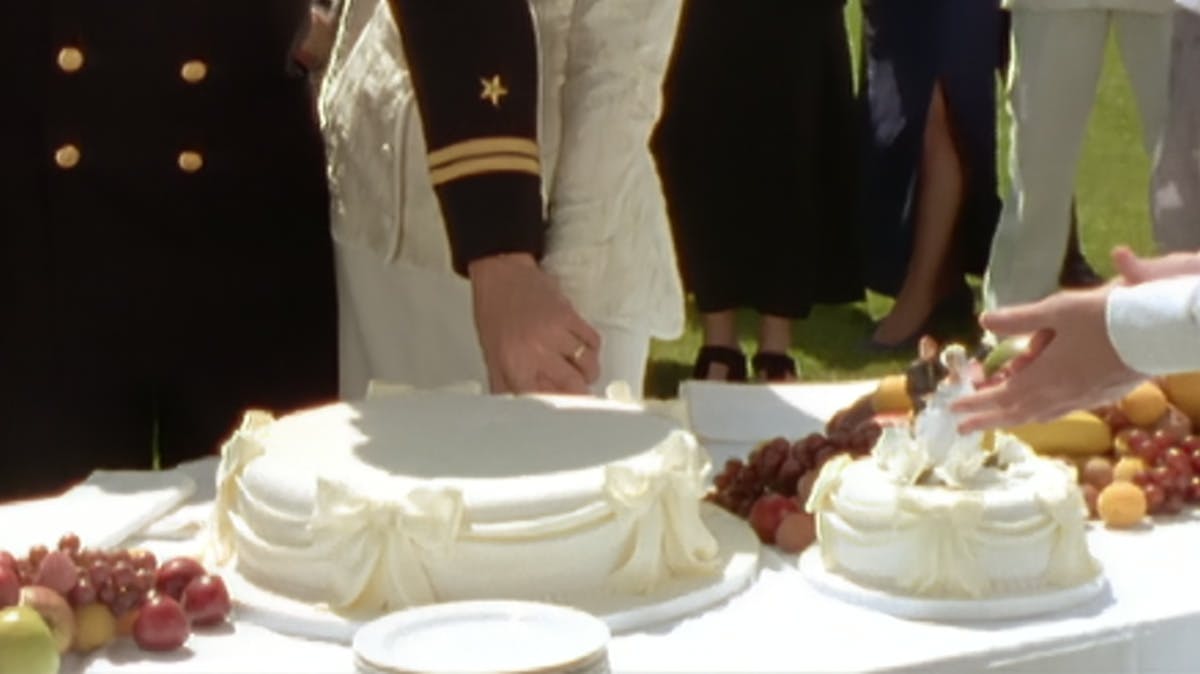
805, 346, 1102, 599
209, 390, 721, 614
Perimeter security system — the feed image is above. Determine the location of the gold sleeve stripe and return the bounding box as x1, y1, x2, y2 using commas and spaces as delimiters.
427, 137, 539, 169
430, 155, 541, 186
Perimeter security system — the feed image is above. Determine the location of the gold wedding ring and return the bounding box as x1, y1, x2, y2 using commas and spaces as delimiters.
571, 344, 586, 362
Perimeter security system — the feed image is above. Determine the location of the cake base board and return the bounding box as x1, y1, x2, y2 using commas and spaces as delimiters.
220, 503, 760, 643
798, 548, 1109, 622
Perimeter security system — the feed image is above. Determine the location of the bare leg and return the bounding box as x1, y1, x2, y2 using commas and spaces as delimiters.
757, 314, 793, 354
873, 82, 966, 345
699, 310, 738, 379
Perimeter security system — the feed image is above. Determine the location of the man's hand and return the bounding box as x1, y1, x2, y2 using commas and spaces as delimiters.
294, 6, 338, 74
468, 253, 601, 394
952, 284, 1142, 432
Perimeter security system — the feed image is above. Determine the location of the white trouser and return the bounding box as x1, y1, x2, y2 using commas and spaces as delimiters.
1151, 9, 1200, 253
335, 242, 650, 400
984, 9, 1171, 310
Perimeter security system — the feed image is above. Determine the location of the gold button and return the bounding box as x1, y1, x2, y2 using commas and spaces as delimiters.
180, 60, 208, 84
57, 47, 85, 73
54, 144, 81, 169
177, 151, 204, 173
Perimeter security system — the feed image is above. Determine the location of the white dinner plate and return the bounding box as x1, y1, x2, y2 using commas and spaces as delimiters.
352, 600, 609, 674
798, 547, 1110, 622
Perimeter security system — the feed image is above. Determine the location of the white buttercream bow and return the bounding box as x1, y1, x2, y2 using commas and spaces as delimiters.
308, 479, 464, 612
604, 433, 719, 594
1037, 484, 1102, 587
896, 492, 989, 597
210, 411, 274, 565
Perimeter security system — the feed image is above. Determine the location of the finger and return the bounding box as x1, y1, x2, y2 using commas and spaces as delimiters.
572, 344, 601, 385
486, 360, 512, 394
567, 313, 603, 351
1111, 245, 1143, 283
537, 351, 590, 395
978, 298, 1058, 338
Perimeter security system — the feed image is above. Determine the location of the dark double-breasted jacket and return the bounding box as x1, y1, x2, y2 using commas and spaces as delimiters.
1, 1, 337, 497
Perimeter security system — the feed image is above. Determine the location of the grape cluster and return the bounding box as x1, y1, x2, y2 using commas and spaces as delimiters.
1119, 429, 1200, 514
1, 533, 231, 654
709, 423, 882, 518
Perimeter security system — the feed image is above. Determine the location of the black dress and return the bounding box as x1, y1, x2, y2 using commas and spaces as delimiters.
652, 0, 862, 319
858, 0, 1002, 295
0, 1, 338, 498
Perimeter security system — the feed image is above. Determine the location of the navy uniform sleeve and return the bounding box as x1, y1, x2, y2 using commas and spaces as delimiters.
387, 0, 545, 275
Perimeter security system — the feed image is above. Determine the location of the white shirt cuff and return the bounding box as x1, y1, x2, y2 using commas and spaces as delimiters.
1106, 276, 1200, 375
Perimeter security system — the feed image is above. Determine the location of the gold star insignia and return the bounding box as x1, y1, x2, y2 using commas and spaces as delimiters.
480, 75, 508, 108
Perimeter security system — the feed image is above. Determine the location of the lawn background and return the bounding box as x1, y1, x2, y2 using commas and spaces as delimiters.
644, 2, 1160, 398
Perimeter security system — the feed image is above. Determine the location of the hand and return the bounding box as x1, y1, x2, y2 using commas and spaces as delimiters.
294, 6, 337, 73
468, 253, 602, 395
1111, 245, 1200, 285
952, 285, 1143, 432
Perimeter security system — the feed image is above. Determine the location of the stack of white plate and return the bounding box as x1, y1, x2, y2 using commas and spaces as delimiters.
352, 600, 611, 674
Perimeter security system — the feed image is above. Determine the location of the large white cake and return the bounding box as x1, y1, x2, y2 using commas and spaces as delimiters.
209, 390, 721, 615
805, 347, 1102, 599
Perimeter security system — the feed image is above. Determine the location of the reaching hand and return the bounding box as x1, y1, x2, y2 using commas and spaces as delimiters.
1111, 245, 1200, 285
952, 285, 1142, 432
468, 253, 602, 395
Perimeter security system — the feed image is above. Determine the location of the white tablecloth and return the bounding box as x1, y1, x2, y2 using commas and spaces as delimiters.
4, 382, 1198, 673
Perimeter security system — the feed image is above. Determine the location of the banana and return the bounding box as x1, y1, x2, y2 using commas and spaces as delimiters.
1006, 410, 1113, 456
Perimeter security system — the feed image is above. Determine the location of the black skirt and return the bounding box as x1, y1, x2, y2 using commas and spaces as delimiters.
0, 1, 338, 498
652, 0, 863, 319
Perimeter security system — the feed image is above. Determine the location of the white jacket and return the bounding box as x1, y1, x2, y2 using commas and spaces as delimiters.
319, 0, 685, 340
1109, 276, 1200, 374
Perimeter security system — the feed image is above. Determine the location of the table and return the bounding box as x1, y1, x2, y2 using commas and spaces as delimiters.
5, 381, 1198, 673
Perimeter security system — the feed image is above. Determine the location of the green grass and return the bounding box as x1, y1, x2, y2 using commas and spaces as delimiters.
645, 3, 1159, 398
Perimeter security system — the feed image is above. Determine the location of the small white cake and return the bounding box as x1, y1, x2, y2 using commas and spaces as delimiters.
805, 346, 1101, 599
209, 390, 721, 615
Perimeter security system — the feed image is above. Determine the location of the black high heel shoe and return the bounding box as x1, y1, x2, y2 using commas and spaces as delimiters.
865, 285, 977, 354
751, 351, 799, 382
692, 345, 748, 382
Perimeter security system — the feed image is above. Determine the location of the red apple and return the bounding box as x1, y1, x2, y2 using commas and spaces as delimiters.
748, 494, 801, 545
181, 575, 232, 626
34, 551, 78, 596
0, 566, 19, 608
133, 595, 189, 651
154, 557, 206, 601
0, 551, 16, 576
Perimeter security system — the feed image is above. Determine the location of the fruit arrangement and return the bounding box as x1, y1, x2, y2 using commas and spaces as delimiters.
708, 423, 882, 555
0, 534, 231, 673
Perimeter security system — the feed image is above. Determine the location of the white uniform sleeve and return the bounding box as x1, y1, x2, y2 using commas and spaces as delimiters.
1106, 276, 1200, 375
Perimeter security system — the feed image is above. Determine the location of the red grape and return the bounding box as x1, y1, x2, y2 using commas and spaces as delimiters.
98, 579, 117, 606
89, 559, 112, 588
1132, 471, 1156, 489
1164, 448, 1191, 475
1191, 449, 1200, 474
1151, 465, 1174, 488
112, 561, 136, 590
57, 533, 81, 555
129, 549, 158, 573
1152, 429, 1179, 452
1188, 476, 1200, 503
182, 575, 232, 626
133, 595, 190, 651
67, 576, 97, 607
1143, 483, 1166, 514
1181, 435, 1200, 453
133, 568, 155, 593
1163, 491, 1186, 515
28, 545, 48, 569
